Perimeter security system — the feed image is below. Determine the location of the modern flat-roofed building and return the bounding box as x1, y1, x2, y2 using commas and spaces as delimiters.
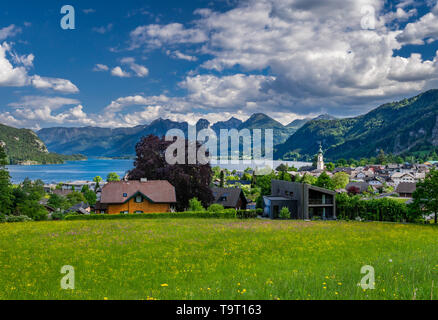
263, 180, 336, 220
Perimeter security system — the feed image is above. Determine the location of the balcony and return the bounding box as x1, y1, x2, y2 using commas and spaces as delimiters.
309, 198, 334, 205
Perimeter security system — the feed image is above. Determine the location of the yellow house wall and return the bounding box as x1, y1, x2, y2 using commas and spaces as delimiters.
107, 197, 171, 214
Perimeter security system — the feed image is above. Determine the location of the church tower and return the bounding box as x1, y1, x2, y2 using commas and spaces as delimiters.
317, 143, 324, 171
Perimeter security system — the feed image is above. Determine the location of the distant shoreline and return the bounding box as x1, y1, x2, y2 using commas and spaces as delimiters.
10, 154, 88, 166
96, 156, 136, 160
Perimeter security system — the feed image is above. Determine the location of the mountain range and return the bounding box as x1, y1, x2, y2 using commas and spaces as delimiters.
37, 113, 319, 157
275, 89, 438, 161
5, 89, 438, 163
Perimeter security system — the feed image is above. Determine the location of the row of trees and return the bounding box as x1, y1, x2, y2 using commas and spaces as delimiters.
0, 145, 104, 221
327, 149, 438, 168
0, 146, 49, 220
295, 171, 350, 190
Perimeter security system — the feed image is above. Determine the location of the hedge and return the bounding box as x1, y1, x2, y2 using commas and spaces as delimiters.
64, 209, 259, 221
336, 194, 420, 223
237, 210, 258, 219
2, 215, 33, 223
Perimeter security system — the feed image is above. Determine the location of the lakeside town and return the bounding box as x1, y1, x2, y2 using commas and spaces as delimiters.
3, 142, 434, 224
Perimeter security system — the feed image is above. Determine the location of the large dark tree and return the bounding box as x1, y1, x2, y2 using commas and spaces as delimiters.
128, 135, 214, 211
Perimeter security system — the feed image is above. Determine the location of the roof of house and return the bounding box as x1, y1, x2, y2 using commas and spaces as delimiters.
346, 182, 370, 193
227, 180, 252, 185
306, 184, 337, 195
334, 167, 354, 174
211, 187, 247, 208
264, 196, 292, 201
100, 180, 177, 204
67, 202, 90, 214
53, 189, 73, 196
391, 172, 414, 179
396, 182, 417, 194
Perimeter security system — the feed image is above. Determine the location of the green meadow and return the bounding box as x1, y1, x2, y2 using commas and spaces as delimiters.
0, 219, 437, 300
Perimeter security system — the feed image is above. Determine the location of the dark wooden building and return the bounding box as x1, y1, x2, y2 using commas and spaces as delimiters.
211, 187, 248, 210
396, 182, 417, 198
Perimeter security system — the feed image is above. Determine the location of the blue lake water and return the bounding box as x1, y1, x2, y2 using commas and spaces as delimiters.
7, 159, 135, 184
7, 158, 311, 184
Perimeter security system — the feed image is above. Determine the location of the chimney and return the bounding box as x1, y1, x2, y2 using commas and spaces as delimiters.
140, 178, 148, 183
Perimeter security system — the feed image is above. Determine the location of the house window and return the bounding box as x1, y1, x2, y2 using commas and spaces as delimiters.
135, 211, 144, 214
120, 211, 129, 214
135, 195, 143, 203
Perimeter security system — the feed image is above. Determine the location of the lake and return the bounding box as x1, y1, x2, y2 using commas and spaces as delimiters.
7, 159, 135, 184
7, 158, 311, 184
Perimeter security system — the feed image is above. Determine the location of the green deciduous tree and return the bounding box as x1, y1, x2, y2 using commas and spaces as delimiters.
16, 200, 48, 221
335, 159, 347, 167
21, 178, 45, 201
242, 173, 252, 181
326, 162, 335, 172
298, 174, 317, 185
188, 197, 205, 211
48, 193, 70, 211
255, 172, 276, 196
107, 172, 120, 182
83, 190, 97, 206
410, 169, 438, 224
332, 172, 350, 190
66, 191, 86, 208
277, 171, 292, 182
93, 176, 103, 191
315, 172, 335, 190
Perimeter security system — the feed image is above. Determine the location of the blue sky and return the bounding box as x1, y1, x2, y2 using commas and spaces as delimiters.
0, 0, 437, 129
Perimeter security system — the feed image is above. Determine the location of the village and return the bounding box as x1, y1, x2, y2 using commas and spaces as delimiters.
37, 146, 437, 222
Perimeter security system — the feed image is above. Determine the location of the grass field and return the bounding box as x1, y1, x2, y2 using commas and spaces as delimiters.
1, 219, 437, 300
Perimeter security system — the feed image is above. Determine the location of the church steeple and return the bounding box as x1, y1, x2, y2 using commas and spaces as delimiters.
317, 143, 324, 171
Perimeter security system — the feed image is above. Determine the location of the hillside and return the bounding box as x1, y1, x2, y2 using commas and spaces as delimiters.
238, 113, 296, 146
211, 117, 243, 132
275, 90, 438, 161
286, 114, 336, 131
0, 123, 85, 165
37, 119, 191, 157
